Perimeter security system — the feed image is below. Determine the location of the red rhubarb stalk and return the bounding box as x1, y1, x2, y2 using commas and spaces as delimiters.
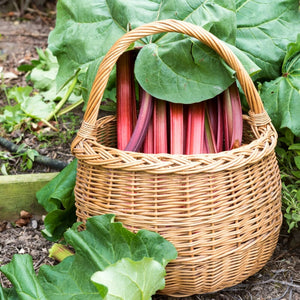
125, 90, 153, 152
170, 102, 184, 154
116, 51, 137, 150
153, 99, 168, 154
206, 96, 223, 152
185, 102, 206, 154
223, 83, 243, 150
143, 117, 154, 153
204, 104, 217, 153
216, 95, 224, 152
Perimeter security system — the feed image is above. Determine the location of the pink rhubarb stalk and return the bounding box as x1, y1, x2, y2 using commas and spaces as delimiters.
153, 99, 168, 154
116, 51, 137, 150
206, 96, 223, 152
125, 90, 153, 152
143, 117, 154, 153
169, 102, 184, 154
204, 103, 217, 153
185, 102, 206, 154
223, 83, 243, 150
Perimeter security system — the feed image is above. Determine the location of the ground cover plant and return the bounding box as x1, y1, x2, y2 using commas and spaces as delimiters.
0, 48, 83, 132
0, 214, 177, 299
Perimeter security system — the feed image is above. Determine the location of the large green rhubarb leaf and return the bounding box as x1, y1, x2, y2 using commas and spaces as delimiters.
0, 255, 47, 300
48, 0, 259, 104
91, 257, 166, 300
0, 214, 177, 300
36, 159, 77, 241
0, 286, 18, 300
7, 86, 55, 120
236, 0, 300, 81
29, 48, 81, 103
260, 35, 300, 137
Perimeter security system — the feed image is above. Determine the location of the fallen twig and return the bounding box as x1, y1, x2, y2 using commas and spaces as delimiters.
258, 279, 300, 291
271, 285, 290, 300
25, 7, 49, 16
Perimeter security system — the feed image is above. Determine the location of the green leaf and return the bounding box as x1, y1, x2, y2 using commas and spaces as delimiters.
1, 163, 9, 175
30, 49, 82, 103
0, 255, 47, 300
8, 86, 55, 120
236, 0, 300, 81
26, 159, 33, 170
91, 257, 166, 300
30, 49, 60, 92
0, 286, 18, 300
64, 214, 177, 271
297, 190, 300, 201
49, 0, 246, 103
25, 149, 39, 161
7, 85, 32, 102
0, 215, 177, 300
135, 40, 236, 103
260, 36, 300, 137
291, 170, 300, 178
36, 159, 77, 241
37, 159, 77, 212
289, 143, 300, 151
295, 156, 300, 169
41, 205, 77, 242
0, 104, 26, 132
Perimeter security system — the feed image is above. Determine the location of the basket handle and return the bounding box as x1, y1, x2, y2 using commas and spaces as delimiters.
75, 19, 268, 143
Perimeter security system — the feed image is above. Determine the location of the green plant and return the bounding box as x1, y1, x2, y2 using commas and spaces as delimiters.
36, 159, 77, 241
0, 48, 83, 132
0, 151, 11, 175
49, 0, 263, 106
259, 34, 300, 137
276, 128, 300, 232
0, 144, 39, 174
0, 214, 177, 300
33, 112, 80, 148
17, 144, 39, 171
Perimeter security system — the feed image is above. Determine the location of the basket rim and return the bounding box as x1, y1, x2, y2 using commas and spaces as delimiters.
73, 113, 278, 174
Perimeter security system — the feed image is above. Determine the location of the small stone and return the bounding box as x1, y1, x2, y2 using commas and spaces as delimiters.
31, 220, 38, 229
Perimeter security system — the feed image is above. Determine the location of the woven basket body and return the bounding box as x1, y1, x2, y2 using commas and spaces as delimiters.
71, 20, 282, 297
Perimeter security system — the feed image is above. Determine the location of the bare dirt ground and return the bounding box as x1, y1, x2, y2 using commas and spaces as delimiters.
0, 7, 300, 300
0, 13, 79, 174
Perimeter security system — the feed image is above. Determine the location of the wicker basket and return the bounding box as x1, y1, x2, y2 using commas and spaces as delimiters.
71, 19, 282, 297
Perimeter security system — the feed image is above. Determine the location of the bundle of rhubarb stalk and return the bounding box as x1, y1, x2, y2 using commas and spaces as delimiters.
117, 51, 243, 155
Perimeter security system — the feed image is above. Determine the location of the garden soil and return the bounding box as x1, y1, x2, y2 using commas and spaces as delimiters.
0, 9, 300, 300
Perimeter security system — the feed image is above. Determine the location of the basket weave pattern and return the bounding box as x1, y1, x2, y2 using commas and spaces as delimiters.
71, 20, 282, 297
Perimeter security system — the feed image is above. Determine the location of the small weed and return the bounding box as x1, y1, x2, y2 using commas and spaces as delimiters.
33, 112, 80, 147
0, 145, 39, 175
276, 128, 300, 232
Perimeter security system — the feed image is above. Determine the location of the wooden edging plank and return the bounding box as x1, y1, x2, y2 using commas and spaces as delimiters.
0, 173, 58, 221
